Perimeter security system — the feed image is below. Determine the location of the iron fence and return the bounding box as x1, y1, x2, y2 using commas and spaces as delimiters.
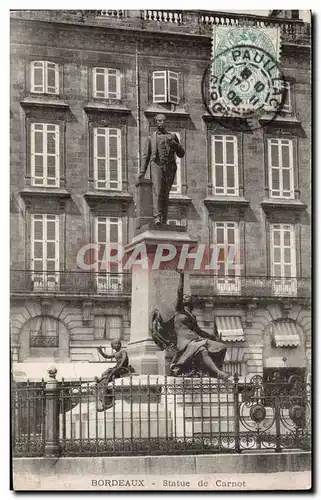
12, 372, 311, 458
12, 380, 46, 457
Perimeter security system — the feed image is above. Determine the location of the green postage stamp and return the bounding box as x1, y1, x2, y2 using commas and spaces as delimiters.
210, 25, 284, 125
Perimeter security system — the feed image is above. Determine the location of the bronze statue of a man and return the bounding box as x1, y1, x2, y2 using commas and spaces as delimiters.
138, 114, 185, 225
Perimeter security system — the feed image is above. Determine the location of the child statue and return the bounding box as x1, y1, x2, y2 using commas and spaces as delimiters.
94, 340, 134, 411
95, 339, 131, 385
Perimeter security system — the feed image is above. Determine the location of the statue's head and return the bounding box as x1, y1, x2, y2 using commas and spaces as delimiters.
155, 113, 166, 131
183, 294, 193, 311
111, 340, 121, 351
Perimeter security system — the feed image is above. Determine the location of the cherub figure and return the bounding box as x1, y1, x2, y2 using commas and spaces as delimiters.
94, 340, 134, 412
95, 340, 130, 385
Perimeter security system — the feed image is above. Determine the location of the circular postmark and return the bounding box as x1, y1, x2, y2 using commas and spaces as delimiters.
202, 44, 287, 132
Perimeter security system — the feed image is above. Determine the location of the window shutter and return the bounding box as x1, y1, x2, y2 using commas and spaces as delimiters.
46, 62, 59, 94
31, 214, 44, 272
212, 135, 238, 196
45, 124, 60, 187
214, 221, 239, 276
271, 224, 296, 278
45, 215, 60, 274
31, 214, 59, 283
152, 71, 167, 103
95, 216, 123, 291
116, 70, 121, 99
169, 132, 182, 194
94, 127, 108, 190
268, 138, 294, 199
93, 68, 120, 99
107, 69, 121, 99
31, 61, 58, 94
168, 71, 179, 104
107, 128, 122, 190
31, 124, 59, 187
31, 123, 43, 185
93, 68, 106, 98
31, 61, 44, 93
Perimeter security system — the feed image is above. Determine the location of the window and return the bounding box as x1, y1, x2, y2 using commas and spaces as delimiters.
31, 214, 59, 289
212, 135, 239, 196
94, 316, 123, 340
213, 221, 241, 294
31, 61, 59, 94
268, 138, 294, 198
167, 219, 182, 226
28, 317, 59, 348
169, 132, 182, 194
92, 68, 121, 99
270, 224, 297, 296
94, 216, 123, 291
152, 70, 179, 104
31, 123, 60, 187
269, 80, 292, 113
93, 127, 122, 190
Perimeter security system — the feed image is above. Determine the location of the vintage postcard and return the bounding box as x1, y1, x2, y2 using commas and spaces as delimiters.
10, 7, 311, 491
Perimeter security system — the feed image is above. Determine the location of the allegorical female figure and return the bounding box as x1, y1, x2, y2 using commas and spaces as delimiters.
152, 271, 229, 379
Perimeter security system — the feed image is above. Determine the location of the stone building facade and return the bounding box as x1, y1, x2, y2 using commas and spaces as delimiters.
10, 10, 311, 379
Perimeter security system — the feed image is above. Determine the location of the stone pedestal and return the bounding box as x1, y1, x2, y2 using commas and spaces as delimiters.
135, 178, 154, 230
124, 226, 197, 375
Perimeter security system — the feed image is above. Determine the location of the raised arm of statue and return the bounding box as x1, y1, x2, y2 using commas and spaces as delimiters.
97, 345, 113, 360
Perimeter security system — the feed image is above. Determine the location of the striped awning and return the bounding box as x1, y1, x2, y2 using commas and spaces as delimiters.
272, 321, 301, 347
215, 316, 244, 341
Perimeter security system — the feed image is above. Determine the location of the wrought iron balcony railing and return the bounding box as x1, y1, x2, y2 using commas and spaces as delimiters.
29, 335, 59, 348
10, 270, 132, 296
190, 274, 311, 299
11, 271, 310, 299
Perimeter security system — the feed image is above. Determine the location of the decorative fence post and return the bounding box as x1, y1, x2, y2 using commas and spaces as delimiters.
233, 373, 240, 453
274, 386, 282, 453
44, 366, 60, 457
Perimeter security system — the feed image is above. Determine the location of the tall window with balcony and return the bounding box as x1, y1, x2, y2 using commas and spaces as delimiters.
212, 135, 239, 196
31, 214, 59, 290
93, 127, 122, 190
92, 68, 121, 100
152, 71, 179, 104
30, 123, 60, 187
30, 61, 59, 94
270, 223, 297, 296
94, 216, 123, 292
268, 138, 294, 198
213, 221, 241, 295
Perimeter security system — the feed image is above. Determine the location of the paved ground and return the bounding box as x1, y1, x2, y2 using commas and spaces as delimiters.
13, 470, 311, 491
